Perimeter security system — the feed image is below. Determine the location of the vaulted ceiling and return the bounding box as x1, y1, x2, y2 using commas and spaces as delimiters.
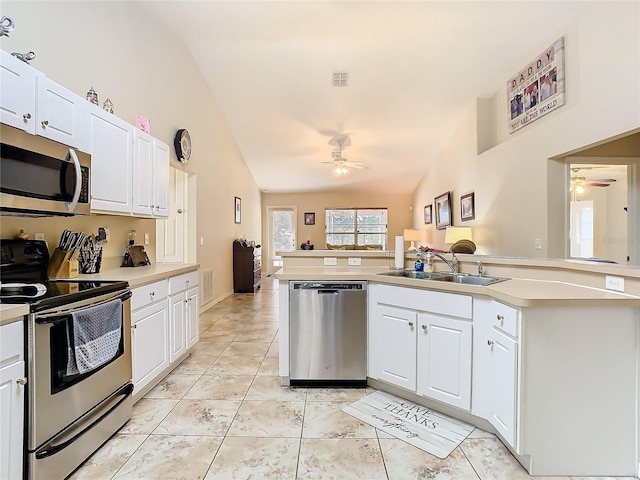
139, 1, 585, 194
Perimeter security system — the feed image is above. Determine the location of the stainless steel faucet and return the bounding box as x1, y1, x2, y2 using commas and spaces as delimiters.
477, 261, 483, 276
430, 252, 458, 273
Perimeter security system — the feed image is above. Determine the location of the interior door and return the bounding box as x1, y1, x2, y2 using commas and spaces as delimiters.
266, 206, 296, 275
156, 167, 187, 263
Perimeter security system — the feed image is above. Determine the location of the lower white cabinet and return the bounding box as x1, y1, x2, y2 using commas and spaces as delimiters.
131, 282, 169, 395
472, 297, 519, 448
416, 313, 472, 410
368, 283, 473, 409
168, 271, 200, 362
0, 321, 26, 480
186, 286, 199, 349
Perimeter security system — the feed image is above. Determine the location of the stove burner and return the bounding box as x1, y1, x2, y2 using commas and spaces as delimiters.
0, 282, 46, 298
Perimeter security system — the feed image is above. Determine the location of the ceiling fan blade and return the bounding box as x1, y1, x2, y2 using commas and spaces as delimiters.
587, 182, 612, 187
346, 162, 369, 170
589, 178, 616, 183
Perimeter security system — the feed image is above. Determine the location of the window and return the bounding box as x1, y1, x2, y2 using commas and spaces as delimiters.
267, 207, 296, 270
325, 208, 388, 249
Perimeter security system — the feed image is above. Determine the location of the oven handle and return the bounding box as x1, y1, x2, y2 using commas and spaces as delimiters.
35, 382, 133, 460
35, 290, 131, 323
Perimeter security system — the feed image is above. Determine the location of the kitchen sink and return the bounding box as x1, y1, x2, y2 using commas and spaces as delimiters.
429, 273, 510, 286
376, 270, 450, 280
377, 270, 510, 286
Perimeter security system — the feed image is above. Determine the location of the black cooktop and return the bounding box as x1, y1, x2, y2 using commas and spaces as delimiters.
1, 239, 128, 312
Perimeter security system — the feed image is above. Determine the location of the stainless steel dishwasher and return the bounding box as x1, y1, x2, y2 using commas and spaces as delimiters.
289, 281, 367, 387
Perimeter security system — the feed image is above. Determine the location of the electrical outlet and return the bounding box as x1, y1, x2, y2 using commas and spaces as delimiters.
144, 233, 150, 245
534, 238, 542, 250
605, 275, 625, 292
200, 237, 204, 246
323, 257, 337, 266
348, 257, 362, 266
34, 232, 45, 240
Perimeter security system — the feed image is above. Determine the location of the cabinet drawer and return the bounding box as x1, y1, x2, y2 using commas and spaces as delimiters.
0, 321, 24, 365
375, 284, 472, 319
169, 271, 199, 295
132, 280, 168, 311
491, 300, 519, 337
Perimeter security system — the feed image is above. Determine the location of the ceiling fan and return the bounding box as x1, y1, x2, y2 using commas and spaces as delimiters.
570, 167, 616, 199
321, 134, 369, 176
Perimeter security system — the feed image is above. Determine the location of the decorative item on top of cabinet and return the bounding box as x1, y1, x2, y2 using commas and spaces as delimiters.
102, 97, 113, 113
86, 86, 98, 105
233, 239, 261, 293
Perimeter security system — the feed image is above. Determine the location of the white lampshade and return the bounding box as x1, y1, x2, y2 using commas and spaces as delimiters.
444, 226, 473, 244
403, 229, 420, 251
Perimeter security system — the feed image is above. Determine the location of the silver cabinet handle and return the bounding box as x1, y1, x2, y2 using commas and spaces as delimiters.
132, 324, 137, 329
497, 314, 504, 321
23, 113, 31, 121
16, 377, 27, 386
422, 324, 428, 331
487, 340, 494, 346
408, 321, 414, 327
41, 120, 49, 127
177, 209, 183, 214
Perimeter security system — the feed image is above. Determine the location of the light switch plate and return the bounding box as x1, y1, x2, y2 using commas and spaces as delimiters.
348, 257, 362, 266
323, 257, 337, 266
605, 275, 624, 292
34, 233, 45, 240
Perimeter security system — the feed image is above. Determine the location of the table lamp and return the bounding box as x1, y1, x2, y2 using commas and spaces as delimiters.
403, 229, 420, 251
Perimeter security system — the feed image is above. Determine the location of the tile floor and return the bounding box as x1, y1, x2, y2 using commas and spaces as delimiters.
71, 277, 637, 480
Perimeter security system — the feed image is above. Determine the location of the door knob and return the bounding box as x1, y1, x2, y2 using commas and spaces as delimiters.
23, 113, 31, 121
408, 322, 414, 328
421, 324, 428, 331
16, 377, 27, 385
177, 209, 183, 214
41, 120, 49, 127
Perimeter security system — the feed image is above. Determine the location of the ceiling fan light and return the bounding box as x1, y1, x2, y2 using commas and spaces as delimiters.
334, 166, 347, 176
576, 185, 584, 194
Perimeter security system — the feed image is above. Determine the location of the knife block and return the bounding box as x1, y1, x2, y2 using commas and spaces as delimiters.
47, 248, 79, 279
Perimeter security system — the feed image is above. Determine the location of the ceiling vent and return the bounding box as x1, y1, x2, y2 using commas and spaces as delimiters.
332, 71, 348, 87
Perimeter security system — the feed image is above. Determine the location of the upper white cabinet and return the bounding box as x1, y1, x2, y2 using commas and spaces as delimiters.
36, 76, 85, 150
132, 129, 169, 218
86, 103, 134, 214
0, 50, 38, 132
0, 50, 85, 150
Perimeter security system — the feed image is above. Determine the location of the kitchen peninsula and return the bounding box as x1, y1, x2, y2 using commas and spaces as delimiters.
275, 250, 640, 477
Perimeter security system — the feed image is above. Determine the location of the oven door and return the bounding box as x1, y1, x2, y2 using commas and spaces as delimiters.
26, 288, 132, 451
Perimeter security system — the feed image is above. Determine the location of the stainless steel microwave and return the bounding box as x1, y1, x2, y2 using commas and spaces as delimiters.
0, 125, 90, 216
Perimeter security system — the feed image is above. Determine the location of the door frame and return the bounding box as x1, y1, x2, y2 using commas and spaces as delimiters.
265, 205, 297, 276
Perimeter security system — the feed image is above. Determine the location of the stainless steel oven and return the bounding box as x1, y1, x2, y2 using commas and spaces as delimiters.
0, 239, 133, 480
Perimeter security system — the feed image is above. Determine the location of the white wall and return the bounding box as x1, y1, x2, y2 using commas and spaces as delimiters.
0, 2, 261, 305
411, 2, 639, 258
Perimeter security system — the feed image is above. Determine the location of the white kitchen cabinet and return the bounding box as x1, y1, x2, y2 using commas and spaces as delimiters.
368, 304, 417, 391
472, 297, 519, 448
132, 129, 169, 218
0, 321, 26, 480
131, 280, 170, 396
85, 103, 134, 214
168, 271, 200, 363
416, 313, 472, 410
36, 76, 85, 150
0, 49, 38, 133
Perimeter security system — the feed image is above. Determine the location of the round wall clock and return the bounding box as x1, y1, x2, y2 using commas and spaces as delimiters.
174, 129, 192, 163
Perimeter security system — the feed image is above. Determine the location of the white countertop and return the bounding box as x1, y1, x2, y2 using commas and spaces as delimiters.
274, 266, 640, 308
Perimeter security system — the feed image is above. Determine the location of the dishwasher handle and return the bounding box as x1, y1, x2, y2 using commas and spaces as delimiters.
318, 289, 339, 295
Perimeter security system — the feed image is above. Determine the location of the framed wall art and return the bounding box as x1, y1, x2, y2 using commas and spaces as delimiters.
424, 205, 433, 224
304, 212, 315, 225
434, 191, 452, 230
460, 192, 475, 221
234, 196, 241, 224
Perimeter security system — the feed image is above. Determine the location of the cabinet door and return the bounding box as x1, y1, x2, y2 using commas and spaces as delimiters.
490, 331, 518, 447
0, 50, 37, 133
132, 302, 169, 393
0, 361, 25, 480
36, 76, 85, 149
417, 313, 472, 410
169, 293, 187, 363
87, 105, 133, 214
132, 129, 154, 216
186, 287, 199, 349
370, 305, 417, 391
153, 139, 170, 218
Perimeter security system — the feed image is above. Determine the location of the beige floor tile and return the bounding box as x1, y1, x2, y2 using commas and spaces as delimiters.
380, 439, 480, 480
205, 355, 263, 376
153, 399, 241, 436
205, 437, 300, 480
199, 329, 239, 343
144, 373, 200, 399
233, 329, 278, 343
190, 341, 231, 356
227, 400, 305, 437
119, 398, 179, 435
221, 341, 271, 357
257, 356, 279, 376
297, 438, 387, 480
266, 342, 279, 357
466, 427, 497, 439
184, 374, 254, 400
306, 388, 367, 402
245, 375, 307, 401
171, 354, 217, 375
68, 434, 147, 480
461, 437, 570, 480
113, 435, 222, 480
302, 401, 377, 439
